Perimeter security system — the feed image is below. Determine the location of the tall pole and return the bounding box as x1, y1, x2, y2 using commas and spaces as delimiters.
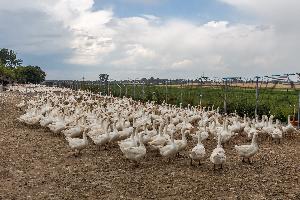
180, 82, 183, 104
165, 80, 168, 103
99, 77, 101, 95
107, 79, 110, 96
142, 82, 145, 100
255, 76, 260, 117
224, 79, 227, 114
199, 94, 202, 108
133, 80, 136, 99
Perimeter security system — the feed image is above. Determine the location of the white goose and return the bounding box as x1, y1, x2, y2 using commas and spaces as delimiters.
118, 127, 138, 153
210, 133, 226, 170
271, 121, 283, 144
235, 132, 259, 163
189, 132, 206, 166
149, 123, 168, 150
159, 131, 178, 161
122, 132, 146, 166
282, 115, 297, 136
171, 128, 188, 157
65, 128, 89, 155
89, 123, 111, 150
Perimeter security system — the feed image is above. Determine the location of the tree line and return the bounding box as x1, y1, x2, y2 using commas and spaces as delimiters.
0, 48, 46, 84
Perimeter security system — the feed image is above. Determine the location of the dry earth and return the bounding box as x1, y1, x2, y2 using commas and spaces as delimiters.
0, 92, 299, 200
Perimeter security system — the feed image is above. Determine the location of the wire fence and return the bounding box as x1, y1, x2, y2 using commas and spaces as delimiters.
54, 80, 300, 124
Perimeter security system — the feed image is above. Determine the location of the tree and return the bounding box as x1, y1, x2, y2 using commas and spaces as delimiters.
15, 65, 46, 84
0, 48, 23, 67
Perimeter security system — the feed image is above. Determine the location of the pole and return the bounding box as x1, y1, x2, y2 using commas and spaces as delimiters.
99, 76, 102, 95
133, 80, 136, 99
180, 83, 183, 104
224, 79, 227, 114
165, 80, 168, 103
255, 76, 259, 117
107, 79, 110, 96
116, 83, 122, 97
142, 82, 145, 100
199, 94, 202, 108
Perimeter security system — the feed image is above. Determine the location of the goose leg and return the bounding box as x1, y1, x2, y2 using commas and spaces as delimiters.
213, 164, 216, 170
220, 164, 223, 169
74, 149, 79, 157
248, 158, 252, 164
242, 157, 245, 163
190, 158, 193, 166
198, 160, 201, 166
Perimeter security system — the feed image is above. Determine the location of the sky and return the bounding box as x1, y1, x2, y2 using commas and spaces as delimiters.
0, 0, 299, 80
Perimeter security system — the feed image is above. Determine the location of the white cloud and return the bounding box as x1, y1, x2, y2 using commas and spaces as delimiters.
0, 0, 298, 80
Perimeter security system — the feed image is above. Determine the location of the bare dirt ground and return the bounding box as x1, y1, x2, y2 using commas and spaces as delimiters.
0, 92, 299, 200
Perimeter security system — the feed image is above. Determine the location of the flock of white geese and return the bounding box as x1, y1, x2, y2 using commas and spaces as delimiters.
9, 85, 299, 169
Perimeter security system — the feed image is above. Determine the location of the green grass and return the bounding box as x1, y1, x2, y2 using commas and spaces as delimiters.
79, 83, 299, 122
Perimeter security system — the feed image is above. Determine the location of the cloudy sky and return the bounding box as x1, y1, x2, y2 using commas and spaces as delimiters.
0, 0, 299, 80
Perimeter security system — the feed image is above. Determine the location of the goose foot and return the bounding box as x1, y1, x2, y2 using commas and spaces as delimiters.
73, 150, 80, 157
198, 160, 202, 166
242, 158, 245, 163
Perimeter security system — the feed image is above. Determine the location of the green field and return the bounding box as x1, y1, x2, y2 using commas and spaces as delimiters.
78, 83, 299, 123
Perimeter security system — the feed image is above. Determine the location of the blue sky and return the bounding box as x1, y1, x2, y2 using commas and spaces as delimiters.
94, 0, 242, 22
0, 0, 299, 80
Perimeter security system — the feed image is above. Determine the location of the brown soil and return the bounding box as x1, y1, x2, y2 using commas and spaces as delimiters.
0, 92, 299, 200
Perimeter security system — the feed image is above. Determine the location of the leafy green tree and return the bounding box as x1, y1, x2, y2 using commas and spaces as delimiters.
0, 48, 23, 67
15, 65, 46, 84
0, 63, 16, 79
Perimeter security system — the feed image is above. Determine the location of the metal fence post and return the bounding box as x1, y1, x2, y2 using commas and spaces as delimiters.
165, 80, 168, 103
255, 76, 260, 117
